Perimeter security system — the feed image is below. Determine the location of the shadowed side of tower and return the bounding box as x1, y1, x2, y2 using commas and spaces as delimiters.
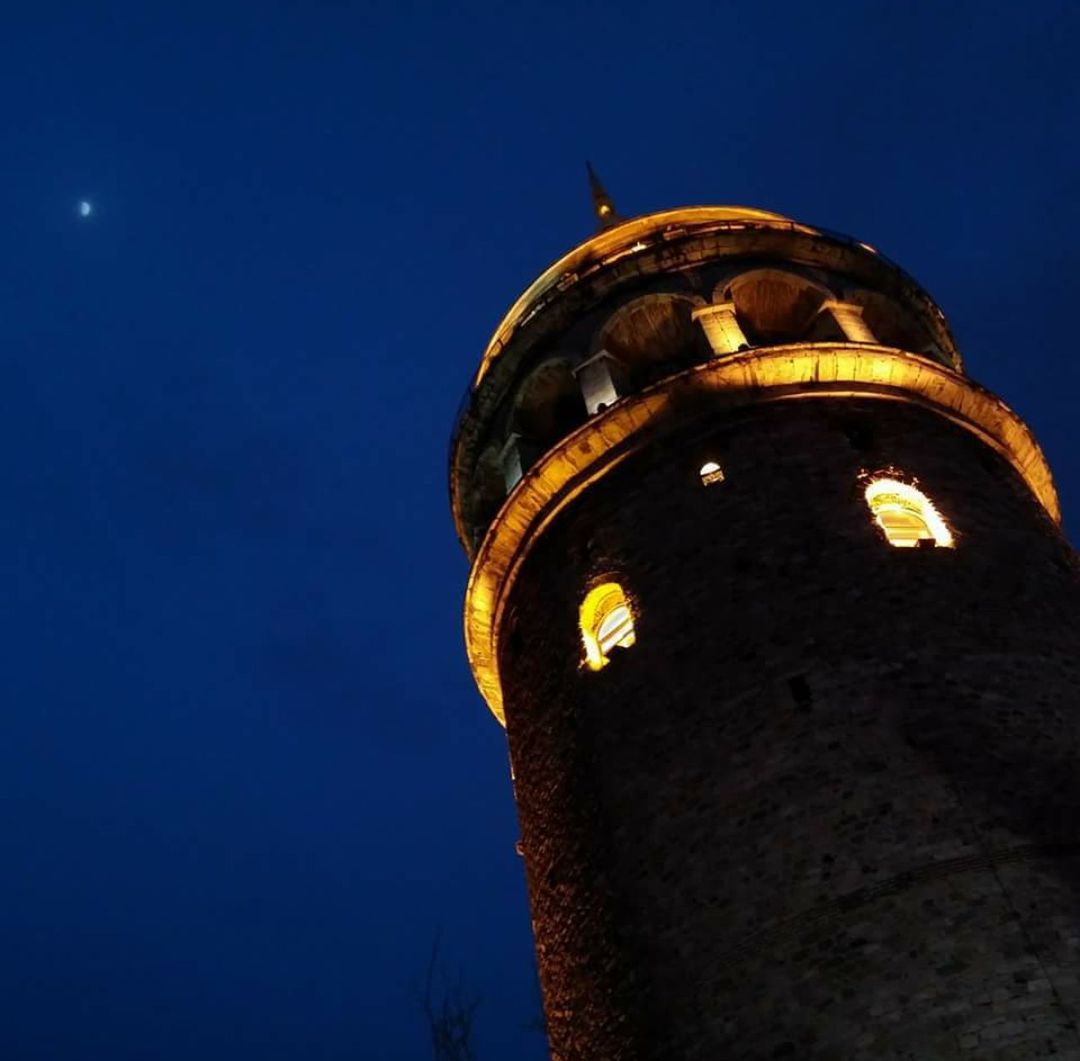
449, 201, 1080, 1059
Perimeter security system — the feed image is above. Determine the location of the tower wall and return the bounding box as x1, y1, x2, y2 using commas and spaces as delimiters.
499, 396, 1080, 1060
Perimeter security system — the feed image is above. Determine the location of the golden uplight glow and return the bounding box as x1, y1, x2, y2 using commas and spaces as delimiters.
463, 345, 1056, 723
580, 582, 635, 671
472, 207, 806, 389
865, 478, 954, 548
700, 461, 725, 486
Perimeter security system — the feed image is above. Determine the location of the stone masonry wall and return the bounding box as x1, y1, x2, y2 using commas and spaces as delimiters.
498, 396, 1080, 1060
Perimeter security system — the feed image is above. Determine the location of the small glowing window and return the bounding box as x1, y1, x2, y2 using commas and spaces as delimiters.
865, 478, 953, 549
699, 460, 725, 486
580, 582, 636, 671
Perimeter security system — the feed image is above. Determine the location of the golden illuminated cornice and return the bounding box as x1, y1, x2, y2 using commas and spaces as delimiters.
451, 206, 962, 552
472, 206, 803, 389
464, 343, 1059, 724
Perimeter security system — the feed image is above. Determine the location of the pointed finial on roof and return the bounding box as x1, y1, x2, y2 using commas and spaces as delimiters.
587, 162, 620, 230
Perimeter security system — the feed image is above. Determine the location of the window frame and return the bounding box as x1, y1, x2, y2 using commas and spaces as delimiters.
580, 582, 636, 671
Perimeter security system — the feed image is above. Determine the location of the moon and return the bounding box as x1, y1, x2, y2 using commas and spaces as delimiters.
78, 200, 92, 218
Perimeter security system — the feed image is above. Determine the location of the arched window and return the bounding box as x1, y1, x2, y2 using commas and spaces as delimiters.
596, 293, 710, 374
723, 269, 830, 345
580, 582, 636, 671
699, 460, 725, 486
865, 478, 954, 548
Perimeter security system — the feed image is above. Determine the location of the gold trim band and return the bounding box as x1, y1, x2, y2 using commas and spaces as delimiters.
464, 344, 1059, 724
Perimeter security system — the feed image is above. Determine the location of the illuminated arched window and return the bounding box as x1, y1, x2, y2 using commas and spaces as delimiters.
580, 582, 635, 671
699, 460, 725, 486
865, 478, 953, 549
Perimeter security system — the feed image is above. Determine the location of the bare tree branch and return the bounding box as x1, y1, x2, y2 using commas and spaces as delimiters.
416, 932, 480, 1061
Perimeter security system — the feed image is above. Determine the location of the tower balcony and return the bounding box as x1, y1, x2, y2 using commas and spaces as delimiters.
459, 340, 1058, 723
450, 207, 966, 557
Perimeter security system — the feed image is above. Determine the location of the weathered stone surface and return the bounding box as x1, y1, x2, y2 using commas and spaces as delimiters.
499, 398, 1080, 1060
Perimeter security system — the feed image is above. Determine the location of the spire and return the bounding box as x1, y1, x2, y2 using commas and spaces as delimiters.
586, 162, 620, 230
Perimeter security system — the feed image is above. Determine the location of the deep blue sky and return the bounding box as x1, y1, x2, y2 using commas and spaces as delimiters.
1, 2, 1078, 1058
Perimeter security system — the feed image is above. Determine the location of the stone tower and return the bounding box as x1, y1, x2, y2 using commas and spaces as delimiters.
448, 195, 1080, 1059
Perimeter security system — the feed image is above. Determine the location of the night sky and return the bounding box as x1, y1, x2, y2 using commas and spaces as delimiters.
2, 2, 1079, 1058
